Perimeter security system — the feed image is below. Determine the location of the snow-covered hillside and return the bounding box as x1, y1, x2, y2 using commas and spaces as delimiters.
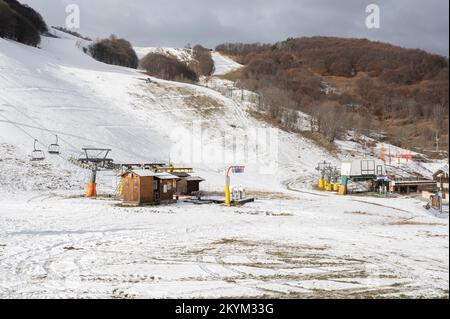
0, 34, 448, 299
134, 47, 194, 63
0, 34, 333, 193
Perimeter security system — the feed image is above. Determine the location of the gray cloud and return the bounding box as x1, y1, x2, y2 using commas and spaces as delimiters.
22, 0, 449, 55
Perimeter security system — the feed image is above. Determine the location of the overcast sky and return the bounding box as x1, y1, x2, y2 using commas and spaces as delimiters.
23, 0, 449, 56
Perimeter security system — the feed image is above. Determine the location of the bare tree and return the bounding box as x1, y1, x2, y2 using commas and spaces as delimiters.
432, 104, 446, 152
140, 53, 198, 82
193, 44, 215, 76
89, 36, 138, 69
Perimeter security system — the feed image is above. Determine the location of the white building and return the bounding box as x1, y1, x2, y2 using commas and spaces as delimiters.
341, 159, 386, 179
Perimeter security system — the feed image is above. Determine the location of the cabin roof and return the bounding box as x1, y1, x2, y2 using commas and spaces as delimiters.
172, 172, 190, 178
434, 164, 449, 177
155, 173, 180, 180
186, 176, 205, 182
122, 170, 179, 180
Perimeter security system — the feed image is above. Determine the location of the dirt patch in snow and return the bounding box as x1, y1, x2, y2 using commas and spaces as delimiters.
388, 220, 447, 226
184, 95, 224, 116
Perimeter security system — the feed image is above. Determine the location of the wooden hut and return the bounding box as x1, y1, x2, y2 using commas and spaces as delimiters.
121, 170, 179, 206
173, 172, 205, 196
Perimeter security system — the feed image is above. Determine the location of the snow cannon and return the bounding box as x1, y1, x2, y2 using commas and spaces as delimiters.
318, 179, 325, 189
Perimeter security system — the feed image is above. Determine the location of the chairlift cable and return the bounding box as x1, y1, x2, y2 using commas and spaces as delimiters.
1, 99, 161, 161
0, 113, 70, 162
0, 95, 84, 152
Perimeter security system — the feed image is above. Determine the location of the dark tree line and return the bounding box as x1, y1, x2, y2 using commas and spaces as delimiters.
89, 35, 139, 69
52, 26, 92, 41
139, 44, 213, 83
140, 53, 198, 82
215, 42, 272, 64
4, 0, 47, 32
0, 0, 47, 47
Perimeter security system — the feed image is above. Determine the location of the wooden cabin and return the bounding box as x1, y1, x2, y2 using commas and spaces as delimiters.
121, 170, 179, 206
173, 172, 205, 196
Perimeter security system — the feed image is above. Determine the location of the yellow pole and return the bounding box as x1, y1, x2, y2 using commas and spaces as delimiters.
119, 180, 124, 195
225, 185, 231, 206
319, 179, 325, 189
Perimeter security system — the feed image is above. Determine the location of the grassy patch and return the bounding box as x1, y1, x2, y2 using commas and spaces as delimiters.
248, 109, 291, 133
388, 220, 447, 226
217, 68, 243, 82
246, 191, 295, 200
184, 95, 224, 115
301, 131, 338, 154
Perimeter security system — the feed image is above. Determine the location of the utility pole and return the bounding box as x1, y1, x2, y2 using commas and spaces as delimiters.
436, 131, 440, 153
87, 164, 98, 198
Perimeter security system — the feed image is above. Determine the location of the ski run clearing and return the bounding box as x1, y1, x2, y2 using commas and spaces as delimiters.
0, 31, 448, 299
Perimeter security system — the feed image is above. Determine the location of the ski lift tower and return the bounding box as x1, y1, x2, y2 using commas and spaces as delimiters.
78, 148, 114, 198
315, 161, 331, 189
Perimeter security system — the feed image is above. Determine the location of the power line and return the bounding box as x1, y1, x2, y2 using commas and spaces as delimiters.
0, 112, 72, 162
0, 96, 81, 152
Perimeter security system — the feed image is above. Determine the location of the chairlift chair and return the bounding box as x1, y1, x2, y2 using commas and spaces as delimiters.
30, 139, 45, 161
48, 135, 60, 155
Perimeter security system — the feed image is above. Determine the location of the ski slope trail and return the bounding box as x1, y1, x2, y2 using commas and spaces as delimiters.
212, 52, 243, 75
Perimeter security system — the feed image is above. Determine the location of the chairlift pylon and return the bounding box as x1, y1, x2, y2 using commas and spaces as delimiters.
30, 139, 45, 161
48, 134, 60, 155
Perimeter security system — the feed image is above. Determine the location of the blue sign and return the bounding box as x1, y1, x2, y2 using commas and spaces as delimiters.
232, 167, 245, 174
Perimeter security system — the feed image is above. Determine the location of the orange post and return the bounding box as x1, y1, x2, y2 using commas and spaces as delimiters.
86, 182, 97, 198
87, 169, 97, 198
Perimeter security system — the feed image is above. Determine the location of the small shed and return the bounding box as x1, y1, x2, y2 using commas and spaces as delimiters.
173, 172, 205, 196
121, 170, 179, 206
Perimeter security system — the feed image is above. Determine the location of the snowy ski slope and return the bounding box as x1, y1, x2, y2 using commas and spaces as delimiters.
0, 32, 448, 299
212, 52, 242, 75
0, 32, 333, 193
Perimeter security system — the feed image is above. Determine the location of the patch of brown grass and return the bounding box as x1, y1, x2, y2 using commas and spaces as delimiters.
217, 68, 243, 82
184, 95, 224, 115
323, 72, 368, 96
301, 131, 338, 153
248, 109, 291, 133
246, 191, 295, 200
388, 220, 446, 226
